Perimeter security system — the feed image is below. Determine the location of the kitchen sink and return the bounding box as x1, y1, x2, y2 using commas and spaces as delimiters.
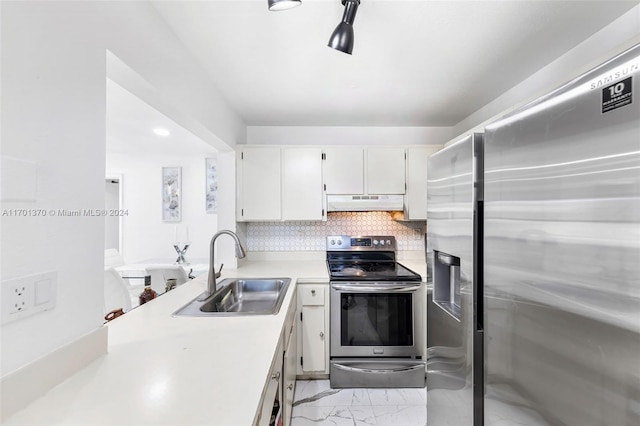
173, 278, 292, 317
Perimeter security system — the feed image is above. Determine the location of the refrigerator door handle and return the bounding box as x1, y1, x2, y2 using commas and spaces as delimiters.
474, 199, 484, 332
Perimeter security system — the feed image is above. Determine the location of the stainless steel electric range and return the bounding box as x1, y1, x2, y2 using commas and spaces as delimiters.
327, 235, 426, 388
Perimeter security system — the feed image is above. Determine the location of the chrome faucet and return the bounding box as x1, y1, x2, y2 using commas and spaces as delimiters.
198, 230, 246, 301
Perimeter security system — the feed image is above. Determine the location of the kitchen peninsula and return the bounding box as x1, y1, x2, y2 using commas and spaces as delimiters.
3, 257, 426, 425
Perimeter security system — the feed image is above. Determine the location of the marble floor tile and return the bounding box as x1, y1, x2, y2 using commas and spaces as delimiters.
291, 380, 428, 426
294, 382, 371, 407
372, 405, 427, 426
368, 388, 426, 406
293, 380, 332, 402
291, 406, 377, 426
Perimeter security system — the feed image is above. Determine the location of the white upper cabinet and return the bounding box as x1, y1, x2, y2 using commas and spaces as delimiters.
237, 147, 281, 221
282, 148, 324, 221
405, 146, 441, 220
324, 147, 364, 195
237, 144, 442, 222
367, 147, 406, 194
238, 146, 325, 222
324, 147, 406, 195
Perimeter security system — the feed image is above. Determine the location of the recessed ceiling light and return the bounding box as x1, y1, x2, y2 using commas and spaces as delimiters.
153, 128, 171, 137
268, 0, 301, 11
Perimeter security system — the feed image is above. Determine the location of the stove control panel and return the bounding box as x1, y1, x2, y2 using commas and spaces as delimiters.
327, 235, 397, 251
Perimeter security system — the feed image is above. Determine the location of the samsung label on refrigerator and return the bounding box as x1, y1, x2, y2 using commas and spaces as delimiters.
602, 77, 632, 114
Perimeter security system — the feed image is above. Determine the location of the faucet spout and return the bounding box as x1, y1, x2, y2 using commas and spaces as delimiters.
198, 230, 246, 301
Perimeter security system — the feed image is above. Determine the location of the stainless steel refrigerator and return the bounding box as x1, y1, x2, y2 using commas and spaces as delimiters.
427, 132, 484, 426
427, 42, 640, 426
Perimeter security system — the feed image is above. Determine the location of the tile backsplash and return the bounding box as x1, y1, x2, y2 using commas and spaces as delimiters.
246, 212, 425, 252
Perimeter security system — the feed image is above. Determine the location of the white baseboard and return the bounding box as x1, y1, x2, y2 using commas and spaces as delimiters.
0, 326, 108, 422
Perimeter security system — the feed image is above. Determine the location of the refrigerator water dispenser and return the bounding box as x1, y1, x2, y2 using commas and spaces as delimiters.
433, 251, 461, 320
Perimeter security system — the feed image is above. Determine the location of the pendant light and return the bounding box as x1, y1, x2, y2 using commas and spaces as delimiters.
268, 0, 301, 11
328, 0, 360, 55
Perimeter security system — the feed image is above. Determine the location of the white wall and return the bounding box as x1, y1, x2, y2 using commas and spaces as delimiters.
215, 151, 242, 268
104, 180, 120, 251
106, 154, 219, 264
0, 1, 243, 377
452, 5, 640, 140
246, 126, 452, 146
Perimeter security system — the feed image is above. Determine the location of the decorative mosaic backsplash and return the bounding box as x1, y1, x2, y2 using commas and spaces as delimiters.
246, 212, 425, 252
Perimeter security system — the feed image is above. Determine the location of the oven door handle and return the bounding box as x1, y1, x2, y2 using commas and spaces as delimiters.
331, 283, 420, 292
332, 363, 424, 374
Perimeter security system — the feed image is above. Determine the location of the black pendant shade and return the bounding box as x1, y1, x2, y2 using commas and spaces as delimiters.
268, 0, 301, 11
268, 0, 362, 55
328, 0, 360, 55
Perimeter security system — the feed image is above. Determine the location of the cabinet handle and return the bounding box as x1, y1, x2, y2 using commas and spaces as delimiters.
311, 289, 316, 295
271, 371, 281, 381
320, 331, 324, 339
287, 384, 294, 391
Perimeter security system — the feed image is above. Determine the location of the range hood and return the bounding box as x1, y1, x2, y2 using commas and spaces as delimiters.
327, 194, 404, 212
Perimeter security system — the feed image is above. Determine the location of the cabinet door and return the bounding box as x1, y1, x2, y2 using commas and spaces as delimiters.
238, 147, 281, 221
324, 147, 364, 194
405, 146, 441, 220
367, 147, 406, 194
282, 148, 324, 221
283, 320, 297, 426
256, 341, 283, 426
301, 305, 326, 373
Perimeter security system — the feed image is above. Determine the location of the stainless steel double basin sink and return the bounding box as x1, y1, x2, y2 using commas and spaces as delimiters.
173, 278, 292, 317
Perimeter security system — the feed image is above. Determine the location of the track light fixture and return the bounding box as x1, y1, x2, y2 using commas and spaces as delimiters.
267, 0, 301, 12
268, 0, 362, 55
328, 0, 360, 55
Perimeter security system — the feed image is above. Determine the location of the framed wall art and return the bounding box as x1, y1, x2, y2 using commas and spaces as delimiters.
205, 158, 218, 213
162, 166, 181, 222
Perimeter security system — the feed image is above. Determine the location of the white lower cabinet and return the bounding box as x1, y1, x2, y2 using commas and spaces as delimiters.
297, 283, 330, 376
283, 315, 297, 426
256, 289, 298, 426
256, 340, 284, 426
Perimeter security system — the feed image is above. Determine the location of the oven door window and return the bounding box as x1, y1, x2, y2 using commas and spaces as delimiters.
340, 292, 413, 347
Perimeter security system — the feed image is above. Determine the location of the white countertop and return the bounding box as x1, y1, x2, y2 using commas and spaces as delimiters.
4, 258, 426, 425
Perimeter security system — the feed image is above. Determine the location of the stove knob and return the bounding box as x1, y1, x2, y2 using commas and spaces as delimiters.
373, 239, 379, 246
386, 239, 391, 245
330, 239, 335, 245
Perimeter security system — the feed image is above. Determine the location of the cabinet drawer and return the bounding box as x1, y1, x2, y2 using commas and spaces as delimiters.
299, 285, 325, 305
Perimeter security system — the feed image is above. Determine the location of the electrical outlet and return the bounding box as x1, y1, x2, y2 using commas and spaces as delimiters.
2, 272, 56, 325
9, 284, 29, 314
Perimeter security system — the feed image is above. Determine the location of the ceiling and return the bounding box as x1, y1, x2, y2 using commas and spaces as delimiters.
106, 79, 217, 156
150, 0, 638, 127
